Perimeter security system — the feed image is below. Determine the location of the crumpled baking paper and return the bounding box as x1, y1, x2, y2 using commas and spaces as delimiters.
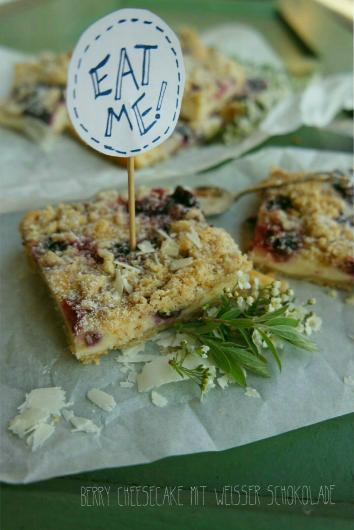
1, 146, 353, 484
0, 24, 352, 214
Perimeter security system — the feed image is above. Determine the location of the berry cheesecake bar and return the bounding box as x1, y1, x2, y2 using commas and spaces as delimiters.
20, 186, 252, 363
0, 52, 70, 141
249, 168, 354, 290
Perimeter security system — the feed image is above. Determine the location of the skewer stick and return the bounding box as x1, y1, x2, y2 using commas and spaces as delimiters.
127, 157, 136, 250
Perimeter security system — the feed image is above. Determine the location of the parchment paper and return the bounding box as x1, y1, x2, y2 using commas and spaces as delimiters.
1, 146, 353, 484
0, 24, 352, 214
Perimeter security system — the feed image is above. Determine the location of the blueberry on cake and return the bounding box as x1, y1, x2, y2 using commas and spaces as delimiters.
249, 168, 354, 290
20, 186, 252, 363
0, 52, 70, 141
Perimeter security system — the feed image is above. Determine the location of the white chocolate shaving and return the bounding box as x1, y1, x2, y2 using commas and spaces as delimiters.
26, 422, 55, 452
161, 238, 180, 257
169, 257, 194, 271
69, 415, 101, 434
186, 226, 202, 249
8, 408, 50, 439
87, 388, 117, 412
18, 387, 67, 415
244, 387, 261, 398
138, 240, 155, 253
151, 390, 168, 408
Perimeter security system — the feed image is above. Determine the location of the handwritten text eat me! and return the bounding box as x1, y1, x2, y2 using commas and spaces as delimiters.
89, 45, 167, 137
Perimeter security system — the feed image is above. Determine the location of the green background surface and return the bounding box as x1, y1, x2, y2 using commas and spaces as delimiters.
0, 1, 353, 529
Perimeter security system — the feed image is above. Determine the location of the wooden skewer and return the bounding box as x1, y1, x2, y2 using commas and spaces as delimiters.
127, 157, 136, 250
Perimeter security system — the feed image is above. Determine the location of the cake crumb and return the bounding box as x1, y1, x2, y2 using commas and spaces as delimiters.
343, 375, 354, 387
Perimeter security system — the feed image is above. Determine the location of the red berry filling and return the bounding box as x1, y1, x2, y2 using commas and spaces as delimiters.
84, 332, 102, 347
61, 299, 84, 335
340, 257, 354, 277
74, 238, 103, 265
253, 223, 302, 262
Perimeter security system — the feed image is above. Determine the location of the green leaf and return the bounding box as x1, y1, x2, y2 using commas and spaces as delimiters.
221, 318, 255, 329
258, 329, 282, 371
264, 317, 299, 327
167, 286, 319, 393
238, 328, 259, 357
217, 307, 243, 320
203, 338, 247, 386
214, 341, 269, 377
265, 325, 318, 352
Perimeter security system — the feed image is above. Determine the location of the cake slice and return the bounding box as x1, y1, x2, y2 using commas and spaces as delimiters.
0, 51, 70, 142
248, 168, 354, 290
20, 186, 252, 363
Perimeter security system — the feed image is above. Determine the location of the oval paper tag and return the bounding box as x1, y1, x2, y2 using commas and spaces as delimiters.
67, 8, 185, 157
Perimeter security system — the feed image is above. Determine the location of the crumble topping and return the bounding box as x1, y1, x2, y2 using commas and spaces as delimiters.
21, 185, 251, 360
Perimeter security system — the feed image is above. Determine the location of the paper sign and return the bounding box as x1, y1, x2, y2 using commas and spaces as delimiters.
67, 8, 185, 157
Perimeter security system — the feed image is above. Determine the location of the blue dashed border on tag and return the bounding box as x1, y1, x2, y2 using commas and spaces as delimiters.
72, 17, 182, 156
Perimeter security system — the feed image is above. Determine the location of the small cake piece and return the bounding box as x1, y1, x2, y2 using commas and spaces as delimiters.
20, 186, 252, 363
0, 51, 71, 141
249, 168, 354, 290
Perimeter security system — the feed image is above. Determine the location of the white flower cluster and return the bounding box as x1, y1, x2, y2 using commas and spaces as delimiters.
265, 282, 296, 313
286, 301, 322, 336
236, 271, 252, 290
200, 345, 210, 358
230, 275, 322, 345
302, 313, 322, 336
232, 276, 297, 314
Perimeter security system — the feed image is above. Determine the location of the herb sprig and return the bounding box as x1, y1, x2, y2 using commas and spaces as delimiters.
169, 341, 211, 392
168, 279, 319, 392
